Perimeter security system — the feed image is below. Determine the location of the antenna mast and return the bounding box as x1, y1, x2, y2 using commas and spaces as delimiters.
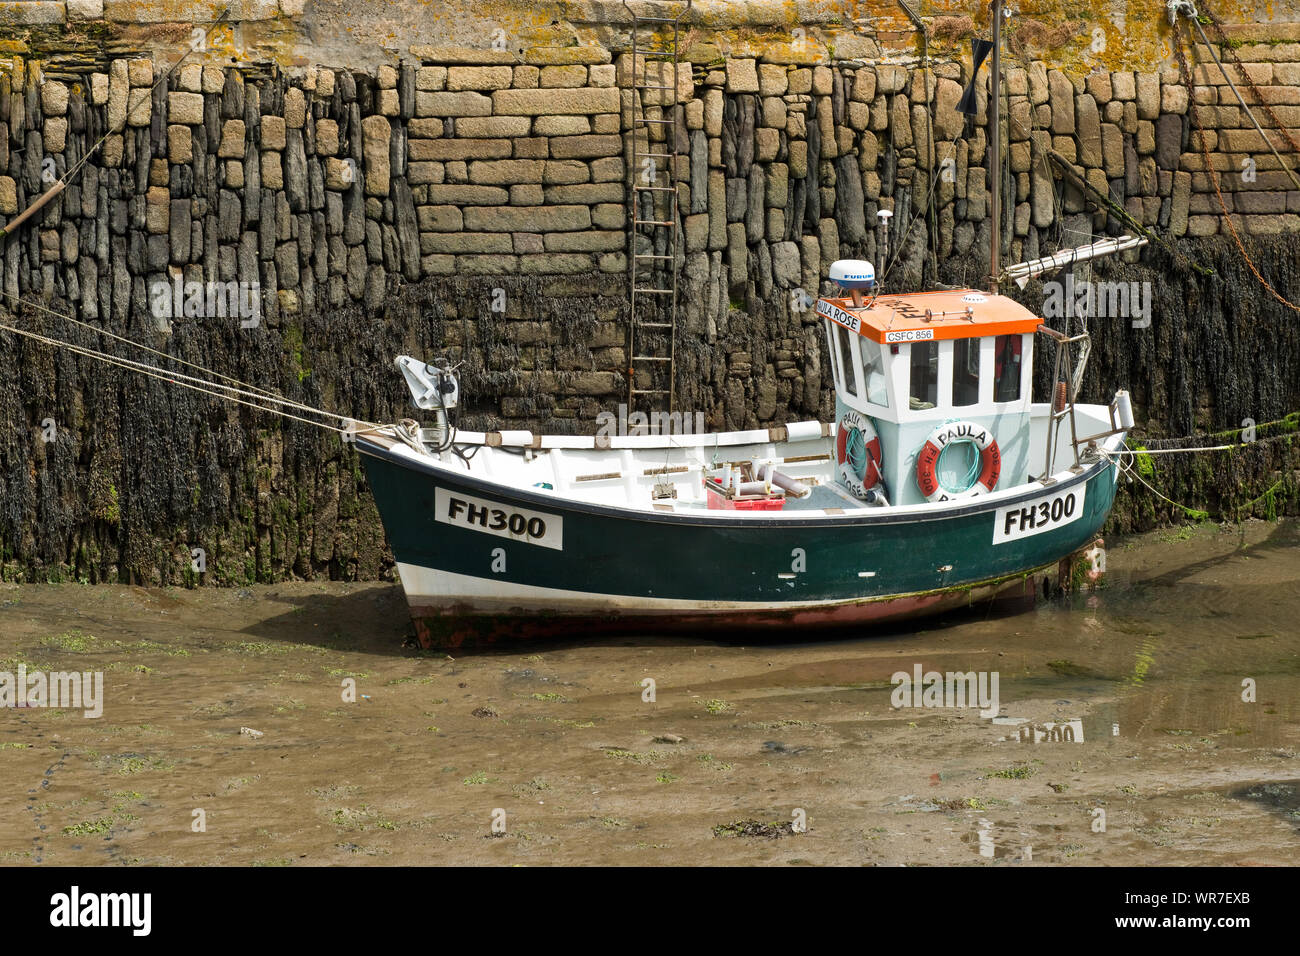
989, 0, 1002, 295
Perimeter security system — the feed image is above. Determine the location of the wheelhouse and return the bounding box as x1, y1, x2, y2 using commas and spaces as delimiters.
818, 281, 1043, 506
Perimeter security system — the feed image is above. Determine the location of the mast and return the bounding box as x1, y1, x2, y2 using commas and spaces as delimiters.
989, 0, 1002, 295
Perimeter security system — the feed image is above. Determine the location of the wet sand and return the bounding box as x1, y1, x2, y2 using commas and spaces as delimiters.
1, 519, 1297, 866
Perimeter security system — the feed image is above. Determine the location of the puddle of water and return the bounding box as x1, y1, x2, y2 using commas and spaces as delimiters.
1229, 781, 1300, 831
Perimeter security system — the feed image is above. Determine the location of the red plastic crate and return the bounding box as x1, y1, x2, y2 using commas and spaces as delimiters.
705, 485, 786, 511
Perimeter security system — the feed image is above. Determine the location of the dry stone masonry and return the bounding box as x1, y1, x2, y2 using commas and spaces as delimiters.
2, 46, 1294, 365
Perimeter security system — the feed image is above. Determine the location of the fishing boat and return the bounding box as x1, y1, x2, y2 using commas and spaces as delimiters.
356, 263, 1134, 645
353, 0, 1145, 645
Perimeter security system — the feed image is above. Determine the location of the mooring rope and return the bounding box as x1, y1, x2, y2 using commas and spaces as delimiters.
1108, 450, 1210, 518
1098, 428, 1294, 520
2, 8, 236, 242
1169, 0, 1300, 315
0, 291, 338, 417
1109, 448, 1287, 522
1119, 444, 1235, 455
0, 314, 380, 435
1169, 0, 1300, 189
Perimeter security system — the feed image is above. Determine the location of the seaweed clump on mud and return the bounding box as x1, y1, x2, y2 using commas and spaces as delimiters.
712, 819, 797, 839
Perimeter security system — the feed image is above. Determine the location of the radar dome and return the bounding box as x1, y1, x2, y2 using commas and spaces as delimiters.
828, 260, 875, 291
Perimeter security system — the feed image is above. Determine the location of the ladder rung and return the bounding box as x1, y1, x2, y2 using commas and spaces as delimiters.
634, 185, 678, 192
634, 84, 676, 91
634, 288, 675, 294
635, 220, 675, 226
635, 253, 674, 260
631, 389, 672, 395
633, 357, 673, 362
634, 118, 676, 125
635, 152, 676, 159
634, 16, 685, 23
639, 322, 674, 328
639, 51, 678, 57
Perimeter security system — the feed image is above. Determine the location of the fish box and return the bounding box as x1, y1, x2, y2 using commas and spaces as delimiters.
704, 481, 786, 511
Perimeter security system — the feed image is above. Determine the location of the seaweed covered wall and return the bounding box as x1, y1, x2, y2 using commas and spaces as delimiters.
1019, 236, 1300, 531
0, 3, 1297, 584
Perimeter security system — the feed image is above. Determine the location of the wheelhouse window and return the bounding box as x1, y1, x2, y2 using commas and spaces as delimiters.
993, 334, 1022, 402
823, 319, 840, 389
908, 340, 937, 409
859, 336, 888, 407
836, 323, 858, 397
951, 337, 980, 407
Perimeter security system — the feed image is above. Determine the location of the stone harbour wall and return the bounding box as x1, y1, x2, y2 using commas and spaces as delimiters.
0, 14, 1298, 582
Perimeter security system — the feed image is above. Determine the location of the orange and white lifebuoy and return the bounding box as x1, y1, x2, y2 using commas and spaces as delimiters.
915, 420, 1001, 502
835, 410, 882, 499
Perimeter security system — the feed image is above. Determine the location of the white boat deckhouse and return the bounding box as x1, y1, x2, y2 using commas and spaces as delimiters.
815, 266, 1044, 508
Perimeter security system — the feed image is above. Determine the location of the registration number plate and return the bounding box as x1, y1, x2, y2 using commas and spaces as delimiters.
992, 486, 1085, 544
435, 488, 563, 550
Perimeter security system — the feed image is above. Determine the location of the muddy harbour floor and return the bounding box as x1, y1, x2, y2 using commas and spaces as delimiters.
1, 519, 1297, 866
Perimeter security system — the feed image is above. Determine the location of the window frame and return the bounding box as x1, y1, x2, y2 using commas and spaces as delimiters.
990, 332, 1032, 407
907, 339, 941, 413
858, 335, 890, 409
823, 318, 840, 391
950, 336, 981, 408
825, 319, 896, 416
835, 322, 862, 398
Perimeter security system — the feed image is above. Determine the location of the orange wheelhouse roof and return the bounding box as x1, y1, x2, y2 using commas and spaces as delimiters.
816, 289, 1043, 344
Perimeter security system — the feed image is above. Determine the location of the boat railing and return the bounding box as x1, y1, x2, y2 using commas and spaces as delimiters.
1036, 325, 1087, 480
1037, 327, 1134, 480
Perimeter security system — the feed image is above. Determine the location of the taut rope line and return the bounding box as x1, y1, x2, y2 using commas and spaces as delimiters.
0, 305, 381, 435
0, 290, 340, 417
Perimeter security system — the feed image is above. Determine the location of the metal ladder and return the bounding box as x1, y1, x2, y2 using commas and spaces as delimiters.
623, 0, 691, 414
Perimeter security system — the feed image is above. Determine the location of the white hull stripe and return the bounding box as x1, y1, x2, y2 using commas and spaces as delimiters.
394, 563, 1038, 616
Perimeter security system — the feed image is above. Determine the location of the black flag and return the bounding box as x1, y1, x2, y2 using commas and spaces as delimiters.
957, 37, 994, 115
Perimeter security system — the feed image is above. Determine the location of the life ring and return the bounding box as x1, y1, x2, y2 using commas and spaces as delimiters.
915, 420, 1001, 502
835, 410, 882, 499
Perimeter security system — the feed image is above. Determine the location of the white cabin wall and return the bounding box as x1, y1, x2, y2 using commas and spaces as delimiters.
827, 327, 1037, 506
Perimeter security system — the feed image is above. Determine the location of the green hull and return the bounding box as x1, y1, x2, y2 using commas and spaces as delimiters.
358, 438, 1119, 645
